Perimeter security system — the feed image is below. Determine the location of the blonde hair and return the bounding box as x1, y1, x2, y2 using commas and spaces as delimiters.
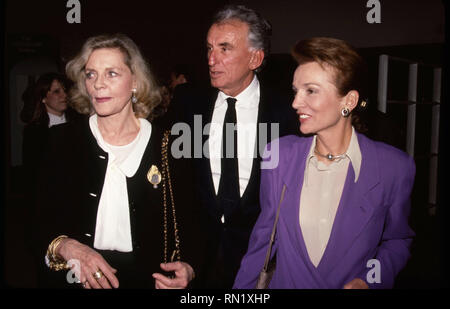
65, 33, 161, 118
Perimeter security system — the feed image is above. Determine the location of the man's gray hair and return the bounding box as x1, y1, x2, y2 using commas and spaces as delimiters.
212, 4, 272, 72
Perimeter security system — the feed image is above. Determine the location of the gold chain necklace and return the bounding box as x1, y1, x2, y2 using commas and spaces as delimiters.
161, 130, 181, 263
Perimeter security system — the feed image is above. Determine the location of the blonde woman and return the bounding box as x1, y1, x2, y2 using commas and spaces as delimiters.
34, 34, 204, 289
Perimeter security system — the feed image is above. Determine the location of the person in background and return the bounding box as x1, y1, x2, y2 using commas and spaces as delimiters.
21, 72, 81, 171
21, 73, 83, 269
234, 37, 415, 289
168, 63, 193, 93
34, 33, 205, 289
151, 64, 195, 130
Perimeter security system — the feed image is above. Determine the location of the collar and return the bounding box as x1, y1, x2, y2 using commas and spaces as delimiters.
305, 126, 362, 183
48, 112, 66, 128
89, 114, 152, 177
216, 75, 260, 110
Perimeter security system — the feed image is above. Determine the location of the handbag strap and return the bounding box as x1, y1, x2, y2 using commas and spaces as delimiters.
262, 184, 286, 271
161, 130, 181, 263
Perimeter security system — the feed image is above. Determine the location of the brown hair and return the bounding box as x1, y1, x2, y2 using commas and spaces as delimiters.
65, 33, 161, 118
20, 72, 70, 125
291, 37, 368, 132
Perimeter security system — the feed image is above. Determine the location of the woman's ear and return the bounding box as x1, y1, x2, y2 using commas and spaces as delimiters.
249, 49, 264, 71
132, 75, 138, 91
344, 90, 359, 112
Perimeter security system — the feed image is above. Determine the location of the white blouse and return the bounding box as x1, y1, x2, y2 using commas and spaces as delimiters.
89, 114, 151, 252
48, 112, 66, 127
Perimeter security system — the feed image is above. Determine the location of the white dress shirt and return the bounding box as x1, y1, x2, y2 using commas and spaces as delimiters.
209, 75, 260, 197
299, 127, 362, 267
89, 114, 152, 252
48, 112, 66, 127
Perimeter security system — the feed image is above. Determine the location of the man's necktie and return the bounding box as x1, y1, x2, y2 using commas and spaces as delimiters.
217, 97, 240, 219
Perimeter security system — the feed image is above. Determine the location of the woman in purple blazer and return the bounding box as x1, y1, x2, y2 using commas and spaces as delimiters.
233, 37, 415, 289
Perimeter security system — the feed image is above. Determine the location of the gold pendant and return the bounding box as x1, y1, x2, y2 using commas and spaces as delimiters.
147, 165, 161, 189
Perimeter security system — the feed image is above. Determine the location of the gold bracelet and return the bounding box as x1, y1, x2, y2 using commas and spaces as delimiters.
46, 235, 70, 271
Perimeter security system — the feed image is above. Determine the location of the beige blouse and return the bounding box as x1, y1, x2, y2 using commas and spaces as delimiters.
299, 127, 362, 267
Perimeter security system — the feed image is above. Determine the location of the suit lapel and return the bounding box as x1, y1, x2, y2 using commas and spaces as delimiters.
279, 134, 381, 286
234, 83, 276, 210
279, 137, 331, 287
200, 89, 220, 215
280, 137, 316, 268
240, 84, 268, 204
127, 126, 164, 249
317, 134, 381, 276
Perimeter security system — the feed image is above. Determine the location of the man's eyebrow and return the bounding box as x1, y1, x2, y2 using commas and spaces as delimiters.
218, 42, 233, 48
304, 82, 320, 87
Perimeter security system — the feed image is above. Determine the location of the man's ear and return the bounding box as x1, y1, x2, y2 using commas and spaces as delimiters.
249, 49, 264, 71
344, 90, 359, 112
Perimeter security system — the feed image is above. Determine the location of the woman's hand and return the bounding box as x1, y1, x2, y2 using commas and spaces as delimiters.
152, 261, 195, 289
343, 278, 369, 289
57, 237, 119, 289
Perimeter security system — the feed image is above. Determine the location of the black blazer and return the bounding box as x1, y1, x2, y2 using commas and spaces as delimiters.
177, 79, 299, 287
33, 117, 206, 288
22, 108, 84, 189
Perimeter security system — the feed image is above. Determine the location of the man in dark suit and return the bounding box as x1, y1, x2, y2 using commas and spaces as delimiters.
172, 5, 299, 288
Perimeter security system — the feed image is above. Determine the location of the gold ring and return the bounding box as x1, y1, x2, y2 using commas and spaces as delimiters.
82, 281, 88, 288
93, 270, 104, 280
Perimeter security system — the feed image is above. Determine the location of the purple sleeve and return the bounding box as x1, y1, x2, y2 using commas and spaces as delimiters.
233, 144, 281, 289
357, 155, 416, 289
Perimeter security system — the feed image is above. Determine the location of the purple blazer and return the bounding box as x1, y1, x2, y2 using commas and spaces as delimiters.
233, 133, 415, 289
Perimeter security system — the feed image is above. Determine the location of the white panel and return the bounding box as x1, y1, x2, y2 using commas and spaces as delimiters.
377, 55, 389, 114
405, 64, 418, 157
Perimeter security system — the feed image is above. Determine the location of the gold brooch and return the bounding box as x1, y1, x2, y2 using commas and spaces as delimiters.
147, 165, 161, 189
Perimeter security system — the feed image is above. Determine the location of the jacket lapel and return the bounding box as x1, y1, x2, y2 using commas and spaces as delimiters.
240, 85, 268, 205
280, 137, 316, 269
82, 120, 108, 242
127, 126, 164, 250
316, 133, 381, 276
278, 134, 381, 286
199, 89, 220, 216
278, 137, 331, 287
